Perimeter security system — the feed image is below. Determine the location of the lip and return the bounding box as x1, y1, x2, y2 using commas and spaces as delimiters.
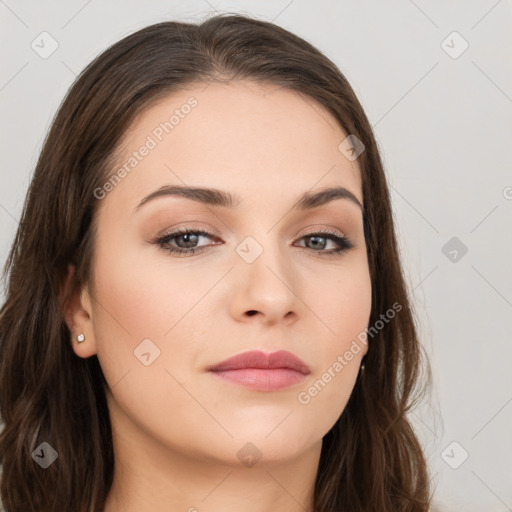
207, 350, 310, 391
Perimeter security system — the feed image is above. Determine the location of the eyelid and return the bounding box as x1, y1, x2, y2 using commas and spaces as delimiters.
154, 222, 221, 240
294, 225, 347, 239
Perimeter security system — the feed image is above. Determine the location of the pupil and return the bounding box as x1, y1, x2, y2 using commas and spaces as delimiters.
178, 233, 198, 248
308, 236, 326, 250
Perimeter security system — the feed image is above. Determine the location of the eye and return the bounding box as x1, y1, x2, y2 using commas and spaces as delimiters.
153, 227, 354, 257
154, 228, 220, 257
294, 229, 354, 256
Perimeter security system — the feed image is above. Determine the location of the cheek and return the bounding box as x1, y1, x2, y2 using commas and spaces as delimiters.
90, 233, 216, 339
288, 257, 371, 433
88, 232, 230, 396
89, 243, 217, 450
315, 257, 373, 348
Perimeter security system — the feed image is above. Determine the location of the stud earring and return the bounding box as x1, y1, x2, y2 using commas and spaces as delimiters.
76, 333, 85, 343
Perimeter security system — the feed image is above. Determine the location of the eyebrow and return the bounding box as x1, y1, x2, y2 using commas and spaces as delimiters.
135, 185, 363, 212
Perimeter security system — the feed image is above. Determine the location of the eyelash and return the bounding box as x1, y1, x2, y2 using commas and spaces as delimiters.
154, 227, 354, 258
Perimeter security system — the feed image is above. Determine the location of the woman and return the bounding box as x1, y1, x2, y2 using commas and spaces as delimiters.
0, 14, 432, 512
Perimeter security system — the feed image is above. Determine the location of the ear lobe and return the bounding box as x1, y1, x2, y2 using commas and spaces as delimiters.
61, 264, 98, 358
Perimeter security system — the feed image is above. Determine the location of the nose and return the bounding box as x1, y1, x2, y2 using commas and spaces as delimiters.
228, 240, 302, 326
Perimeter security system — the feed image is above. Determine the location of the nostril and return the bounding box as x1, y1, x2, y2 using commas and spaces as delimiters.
246, 310, 258, 316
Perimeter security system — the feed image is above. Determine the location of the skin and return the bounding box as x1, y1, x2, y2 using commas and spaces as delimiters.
64, 80, 372, 512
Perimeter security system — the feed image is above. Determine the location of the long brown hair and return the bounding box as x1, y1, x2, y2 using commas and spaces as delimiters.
0, 14, 432, 511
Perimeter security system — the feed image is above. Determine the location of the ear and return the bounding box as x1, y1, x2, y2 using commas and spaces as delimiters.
61, 264, 98, 358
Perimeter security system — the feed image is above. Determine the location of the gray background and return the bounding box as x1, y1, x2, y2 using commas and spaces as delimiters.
1, 1, 511, 510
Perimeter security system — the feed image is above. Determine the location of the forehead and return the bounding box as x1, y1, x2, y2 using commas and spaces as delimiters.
103, 80, 363, 211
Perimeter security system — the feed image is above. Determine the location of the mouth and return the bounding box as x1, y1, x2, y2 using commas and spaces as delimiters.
207, 350, 310, 392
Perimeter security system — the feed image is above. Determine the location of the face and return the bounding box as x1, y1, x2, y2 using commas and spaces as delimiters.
71, 80, 372, 467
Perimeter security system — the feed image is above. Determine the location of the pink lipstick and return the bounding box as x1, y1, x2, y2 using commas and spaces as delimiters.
207, 350, 310, 391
